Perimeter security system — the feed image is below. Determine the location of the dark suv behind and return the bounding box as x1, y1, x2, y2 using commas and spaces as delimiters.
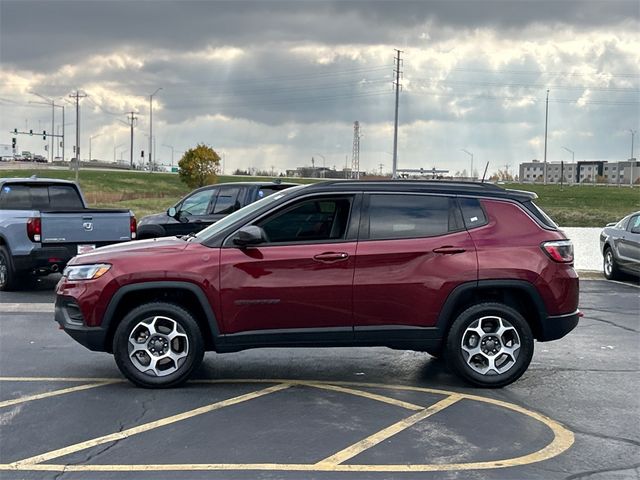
56, 181, 579, 388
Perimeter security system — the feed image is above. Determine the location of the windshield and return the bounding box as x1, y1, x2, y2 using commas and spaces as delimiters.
192, 184, 308, 241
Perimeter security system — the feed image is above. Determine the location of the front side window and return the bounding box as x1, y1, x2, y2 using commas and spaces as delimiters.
257, 197, 352, 243
180, 189, 216, 216
367, 194, 461, 240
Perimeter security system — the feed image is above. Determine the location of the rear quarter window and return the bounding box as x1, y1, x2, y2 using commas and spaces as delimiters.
458, 197, 487, 229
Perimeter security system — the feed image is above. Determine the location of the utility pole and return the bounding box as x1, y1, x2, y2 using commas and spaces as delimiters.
630, 129, 637, 160
351, 121, 360, 179
392, 49, 403, 179
69, 91, 87, 182
543, 89, 549, 184
149, 88, 162, 173
125, 112, 138, 169
379, 163, 384, 175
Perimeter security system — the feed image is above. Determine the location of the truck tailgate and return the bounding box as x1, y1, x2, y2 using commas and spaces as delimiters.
40, 210, 132, 244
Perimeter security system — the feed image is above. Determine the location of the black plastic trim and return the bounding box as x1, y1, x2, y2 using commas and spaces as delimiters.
538, 310, 580, 342
101, 281, 220, 344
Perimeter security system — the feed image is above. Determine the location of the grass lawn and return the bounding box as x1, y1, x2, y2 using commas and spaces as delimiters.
1, 167, 637, 226
503, 183, 639, 227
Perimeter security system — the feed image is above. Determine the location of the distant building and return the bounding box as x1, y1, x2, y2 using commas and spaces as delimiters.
285, 166, 365, 179
519, 159, 639, 185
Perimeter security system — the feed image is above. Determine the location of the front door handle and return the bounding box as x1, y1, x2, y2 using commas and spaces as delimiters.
313, 252, 349, 263
433, 246, 466, 255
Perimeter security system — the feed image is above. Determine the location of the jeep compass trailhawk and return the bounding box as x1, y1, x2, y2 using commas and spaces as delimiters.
55, 181, 579, 388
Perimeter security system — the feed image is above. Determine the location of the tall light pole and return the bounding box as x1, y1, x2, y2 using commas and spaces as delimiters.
314, 153, 326, 178
392, 49, 402, 179
149, 87, 162, 173
162, 144, 174, 170
630, 129, 637, 160
89, 133, 102, 162
114, 143, 125, 163
562, 146, 574, 186
543, 89, 550, 184
461, 149, 474, 180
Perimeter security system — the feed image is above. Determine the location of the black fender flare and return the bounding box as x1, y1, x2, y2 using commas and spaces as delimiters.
436, 279, 548, 332
102, 281, 220, 347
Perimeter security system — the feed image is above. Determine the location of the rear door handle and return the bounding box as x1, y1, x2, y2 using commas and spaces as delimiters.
313, 252, 349, 263
433, 246, 466, 255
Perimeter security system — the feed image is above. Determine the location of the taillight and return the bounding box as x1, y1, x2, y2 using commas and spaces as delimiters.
541, 240, 573, 263
26, 217, 41, 242
130, 215, 137, 239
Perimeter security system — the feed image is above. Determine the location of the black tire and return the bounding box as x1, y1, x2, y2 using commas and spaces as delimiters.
445, 302, 534, 388
425, 347, 442, 359
0, 246, 20, 291
603, 247, 622, 281
113, 302, 204, 388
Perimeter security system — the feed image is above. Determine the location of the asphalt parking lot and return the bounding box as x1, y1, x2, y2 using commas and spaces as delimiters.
0, 277, 638, 480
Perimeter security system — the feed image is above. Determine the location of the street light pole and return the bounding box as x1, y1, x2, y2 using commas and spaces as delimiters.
89, 133, 102, 162
149, 88, 162, 173
162, 144, 174, 170
562, 146, 574, 185
461, 149, 474, 180
630, 129, 637, 161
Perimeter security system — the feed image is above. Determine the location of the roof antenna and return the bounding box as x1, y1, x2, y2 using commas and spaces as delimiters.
481, 162, 490, 183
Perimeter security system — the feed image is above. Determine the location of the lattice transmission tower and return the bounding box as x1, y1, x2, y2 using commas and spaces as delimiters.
351, 121, 360, 179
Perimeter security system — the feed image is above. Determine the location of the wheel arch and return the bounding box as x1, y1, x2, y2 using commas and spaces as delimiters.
136, 224, 167, 240
436, 280, 548, 341
102, 281, 219, 353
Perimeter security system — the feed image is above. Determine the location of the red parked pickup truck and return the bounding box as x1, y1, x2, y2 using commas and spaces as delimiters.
55, 181, 579, 388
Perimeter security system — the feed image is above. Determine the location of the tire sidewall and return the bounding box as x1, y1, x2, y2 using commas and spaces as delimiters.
113, 302, 204, 388
445, 303, 534, 388
603, 247, 618, 280
0, 246, 15, 291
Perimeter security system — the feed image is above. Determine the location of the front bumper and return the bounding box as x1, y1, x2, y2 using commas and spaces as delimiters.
538, 310, 581, 342
55, 296, 109, 351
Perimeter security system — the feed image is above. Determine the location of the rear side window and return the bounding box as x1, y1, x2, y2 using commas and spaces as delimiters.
0, 184, 83, 210
0, 184, 31, 209
212, 186, 241, 215
458, 197, 487, 229
367, 194, 462, 240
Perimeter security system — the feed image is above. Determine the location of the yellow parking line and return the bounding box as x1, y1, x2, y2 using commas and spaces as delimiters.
0, 377, 123, 382
316, 394, 463, 466
307, 383, 424, 411
11, 383, 290, 467
0, 382, 116, 409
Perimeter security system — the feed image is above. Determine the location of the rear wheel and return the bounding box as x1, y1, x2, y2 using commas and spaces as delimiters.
445, 303, 534, 388
603, 247, 621, 280
0, 246, 20, 291
113, 302, 204, 388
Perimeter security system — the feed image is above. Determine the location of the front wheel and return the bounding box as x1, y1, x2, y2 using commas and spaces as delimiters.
445, 303, 534, 388
113, 302, 204, 388
603, 247, 621, 280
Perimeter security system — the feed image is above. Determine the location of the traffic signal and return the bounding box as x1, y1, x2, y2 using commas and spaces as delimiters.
12, 137, 16, 148
29, 129, 33, 136
141, 150, 144, 158
43, 131, 46, 140
13, 128, 17, 134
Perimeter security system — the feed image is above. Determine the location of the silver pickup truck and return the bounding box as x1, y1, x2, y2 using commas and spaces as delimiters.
0, 176, 136, 290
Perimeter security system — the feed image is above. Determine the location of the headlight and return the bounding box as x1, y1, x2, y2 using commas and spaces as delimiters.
63, 263, 112, 280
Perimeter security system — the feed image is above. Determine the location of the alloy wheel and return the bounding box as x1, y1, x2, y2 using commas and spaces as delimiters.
460, 316, 521, 376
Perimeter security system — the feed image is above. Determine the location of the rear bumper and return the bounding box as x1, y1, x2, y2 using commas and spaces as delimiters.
55, 296, 109, 352
538, 310, 580, 342
13, 246, 76, 273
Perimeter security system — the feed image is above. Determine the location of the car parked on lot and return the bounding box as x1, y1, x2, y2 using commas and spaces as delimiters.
136, 181, 297, 239
56, 181, 580, 388
0, 177, 136, 290
600, 211, 640, 280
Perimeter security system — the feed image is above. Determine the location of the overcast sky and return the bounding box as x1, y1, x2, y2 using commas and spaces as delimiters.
1, 0, 638, 175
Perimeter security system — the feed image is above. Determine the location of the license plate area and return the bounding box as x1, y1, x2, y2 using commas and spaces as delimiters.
77, 244, 96, 254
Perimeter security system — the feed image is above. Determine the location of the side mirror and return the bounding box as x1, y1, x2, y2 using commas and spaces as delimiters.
233, 225, 266, 247
167, 206, 177, 217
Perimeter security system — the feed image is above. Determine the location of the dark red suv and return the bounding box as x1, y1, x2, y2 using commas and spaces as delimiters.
56, 181, 579, 388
